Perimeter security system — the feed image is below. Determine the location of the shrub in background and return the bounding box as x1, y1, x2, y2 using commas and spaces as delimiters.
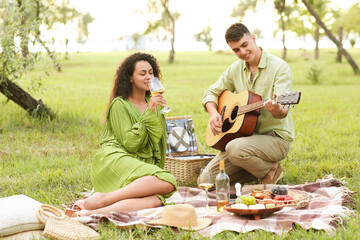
307, 62, 322, 84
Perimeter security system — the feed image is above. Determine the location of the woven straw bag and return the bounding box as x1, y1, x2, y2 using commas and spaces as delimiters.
36, 204, 100, 240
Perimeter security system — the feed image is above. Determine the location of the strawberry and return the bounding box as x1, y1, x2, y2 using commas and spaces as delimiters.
283, 195, 293, 204
274, 195, 284, 201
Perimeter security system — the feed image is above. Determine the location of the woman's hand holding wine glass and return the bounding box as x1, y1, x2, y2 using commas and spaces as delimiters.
148, 91, 167, 112
149, 77, 172, 114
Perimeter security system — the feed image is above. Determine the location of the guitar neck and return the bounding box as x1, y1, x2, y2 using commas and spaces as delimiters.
237, 99, 268, 115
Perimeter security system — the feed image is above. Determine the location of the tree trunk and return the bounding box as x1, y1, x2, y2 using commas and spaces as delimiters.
302, 0, 359, 74
0, 77, 55, 120
17, 0, 29, 58
281, 21, 287, 60
336, 26, 343, 63
161, 0, 176, 64
169, 30, 175, 63
315, 25, 319, 60
65, 38, 69, 60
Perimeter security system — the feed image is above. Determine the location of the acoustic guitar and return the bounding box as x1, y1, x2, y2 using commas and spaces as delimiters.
205, 90, 301, 151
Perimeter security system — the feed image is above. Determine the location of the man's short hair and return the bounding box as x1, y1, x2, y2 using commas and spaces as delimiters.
225, 23, 251, 43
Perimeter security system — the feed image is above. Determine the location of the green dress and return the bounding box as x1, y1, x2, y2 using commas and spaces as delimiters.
91, 96, 177, 204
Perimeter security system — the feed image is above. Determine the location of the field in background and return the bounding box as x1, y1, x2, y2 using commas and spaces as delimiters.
1, 49, 359, 239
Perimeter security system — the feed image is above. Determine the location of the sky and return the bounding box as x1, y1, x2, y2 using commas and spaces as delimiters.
61, 0, 359, 52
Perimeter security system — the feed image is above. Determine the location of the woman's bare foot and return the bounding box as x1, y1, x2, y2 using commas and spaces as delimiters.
83, 192, 106, 210
72, 192, 104, 211
73, 199, 86, 210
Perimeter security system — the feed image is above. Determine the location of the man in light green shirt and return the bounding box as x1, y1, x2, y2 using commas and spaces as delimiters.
199, 23, 294, 185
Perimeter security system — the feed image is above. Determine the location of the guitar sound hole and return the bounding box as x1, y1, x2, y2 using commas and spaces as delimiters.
230, 106, 238, 121
222, 118, 232, 132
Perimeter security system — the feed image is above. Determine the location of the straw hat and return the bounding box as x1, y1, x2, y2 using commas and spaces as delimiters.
147, 204, 212, 230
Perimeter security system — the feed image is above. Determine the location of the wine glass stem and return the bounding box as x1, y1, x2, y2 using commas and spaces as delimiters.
167, 132, 172, 157
205, 189, 209, 211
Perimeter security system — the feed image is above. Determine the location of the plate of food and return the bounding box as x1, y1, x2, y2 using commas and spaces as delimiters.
249, 186, 310, 209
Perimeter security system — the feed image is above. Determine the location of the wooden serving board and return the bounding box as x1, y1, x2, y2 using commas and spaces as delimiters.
224, 204, 284, 220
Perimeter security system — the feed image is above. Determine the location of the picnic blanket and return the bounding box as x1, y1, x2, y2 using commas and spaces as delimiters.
76, 175, 356, 237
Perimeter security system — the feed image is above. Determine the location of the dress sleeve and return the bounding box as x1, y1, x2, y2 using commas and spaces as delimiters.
108, 99, 163, 154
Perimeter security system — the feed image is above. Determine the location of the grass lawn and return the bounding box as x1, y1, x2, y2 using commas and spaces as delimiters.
1, 49, 359, 239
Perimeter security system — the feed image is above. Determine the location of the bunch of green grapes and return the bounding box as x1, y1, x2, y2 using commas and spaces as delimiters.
237, 196, 256, 205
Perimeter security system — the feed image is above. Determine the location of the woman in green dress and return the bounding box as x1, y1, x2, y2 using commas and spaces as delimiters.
74, 53, 177, 216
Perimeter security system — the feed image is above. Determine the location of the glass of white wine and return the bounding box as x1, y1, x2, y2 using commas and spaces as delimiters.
149, 77, 172, 114
198, 168, 214, 211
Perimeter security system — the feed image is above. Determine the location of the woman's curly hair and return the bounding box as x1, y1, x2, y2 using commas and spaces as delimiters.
108, 52, 161, 106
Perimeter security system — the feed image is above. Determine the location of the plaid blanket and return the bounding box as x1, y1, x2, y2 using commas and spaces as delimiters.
78, 176, 356, 237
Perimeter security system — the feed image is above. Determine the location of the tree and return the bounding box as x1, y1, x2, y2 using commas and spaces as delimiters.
301, 0, 359, 74
17, 0, 30, 57
194, 25, 213, 51
35, 0, 62, 71
342, 3, 360, 35
43, 0, 93, 60
0, 77, 55, 119
77, 12, 94, 44
331, 3, 360, 62
0, 0, 55, 119
130, 32, 143, 50
145, 0, 180, 63
253, 28, 263, 39
307, 0, 331, 60
349, 38, 356, 48
1, 0, 62, 72
288, 12, 312, 53
273, 0, 296, 60
231, 0, 294, 60
231, 0, 258, 21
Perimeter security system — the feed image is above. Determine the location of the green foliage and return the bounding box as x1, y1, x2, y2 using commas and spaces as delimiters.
77, 12, 95, 44
342, 2, 360, 35
307, 61, 322, 84
42, 0, 94, 50
1, 50, 360, 239
231, 0, 258, 21
194, 26, 213, 51
131, 32, 143, 50
144, 0, 179, 63
272, 0, 297, 42
350, 38, 356, 48
144, 0, 179, 39
0, 0, 49, 91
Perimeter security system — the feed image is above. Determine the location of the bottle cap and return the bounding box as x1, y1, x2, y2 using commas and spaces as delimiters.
219, 159, 225, 170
